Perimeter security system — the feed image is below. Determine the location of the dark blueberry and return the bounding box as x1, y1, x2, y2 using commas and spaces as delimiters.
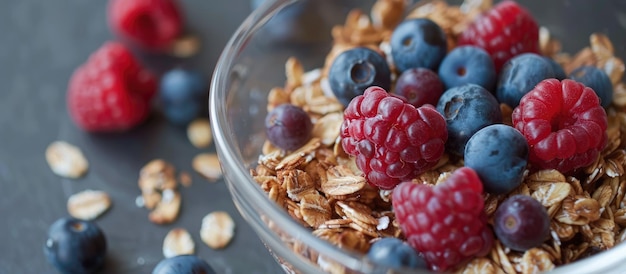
393, 68, 444, 107
390, 18, 447, 72
265, 104, 313, 151
438, 45, 496, 91
494, 195, 550, 251
569, 66, 613, 108
159, 68, 208, 125
328, 47, 391, 107
367, 238, 427, 270
162, 103, 202, 125
436, 84, 502, 157
152, 255, 216, 274
496, 53, 555, 107
44, 217, 107, 274
544, 57, 566, 80
464, 124, 529, 194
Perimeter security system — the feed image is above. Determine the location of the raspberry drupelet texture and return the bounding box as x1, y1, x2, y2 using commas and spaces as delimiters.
67, 42, 157, 132
512, 79, 608, 174
458, 0, 539, 72
340, 86, 447, 190
107, 0, 183, 51
392, 167, 494, 272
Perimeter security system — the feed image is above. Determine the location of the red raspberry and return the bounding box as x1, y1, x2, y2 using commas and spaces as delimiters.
107, 0, 183, 51
392, 167, 493, 272
340, 86, 447, 190
512, 79, 608, 174
458, 0, 539, 72
67, 42, 157, 132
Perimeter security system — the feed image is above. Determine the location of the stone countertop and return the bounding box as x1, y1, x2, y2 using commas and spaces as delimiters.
0, 0, 283, 273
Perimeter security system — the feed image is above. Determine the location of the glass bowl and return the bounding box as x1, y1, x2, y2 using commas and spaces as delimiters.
210, 0, 626, 273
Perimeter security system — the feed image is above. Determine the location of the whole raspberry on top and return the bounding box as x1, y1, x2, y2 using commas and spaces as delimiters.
392, 167, 494, 272
67, 42, 157, 132
340, 86, 447, 190
512, 79, 608, 174
458, 0, 539, 72
107, 0, 183, 51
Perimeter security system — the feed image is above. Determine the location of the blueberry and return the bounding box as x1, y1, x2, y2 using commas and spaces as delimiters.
328, 47, 391, 107
464, 124, 529, 194
393, 68, 444, 107
265, 104, 313, 151
494, 195, 550, 252
390, 18, 447, 72
163, 103, 202, 125
152, 255, 216, 274
438, 46, 496, 91
496, 53, 555, 107
544, 57, 566, 80
44, 217, 107, 274
367, 238, 426, 270
159, 68, 208, 125
436, 84, 502, 157
569, 66, 613, 108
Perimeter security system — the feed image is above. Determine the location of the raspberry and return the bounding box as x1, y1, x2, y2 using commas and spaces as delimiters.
340, 86, 447, 190
458, 0, 539, 72
512, 79, 608, 174
107, 0, 183, 51
392, 167, 493, 272
67, 42, 157, 132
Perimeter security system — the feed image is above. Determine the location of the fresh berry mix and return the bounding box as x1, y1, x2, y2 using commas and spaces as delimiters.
328, 47, 391, 107
438, 45, 496, 91
107, 0, 183, 51
390, 18, 447, 72
496, 53, 555, 108
464, 124, 529, 195
67, 42, 157, 132
544, 57, 566, 80
569, 66, 614, 108
341, 86, 447, 190
159, 68, 208, 125
458, 0, 539, 72
494, 195, 550, 252
265, 104, 313, 151
435, 84, 502, 157
44, 217, 107, 274
366, 238, 427, 270
152, 255, 216, 274
392, 167, 493, 271
512, 79, 608, 174
393, 68, 444, 108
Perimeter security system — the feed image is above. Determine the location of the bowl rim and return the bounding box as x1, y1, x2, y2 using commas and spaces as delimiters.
209, 0, 626, 273
208, 0, 373, 272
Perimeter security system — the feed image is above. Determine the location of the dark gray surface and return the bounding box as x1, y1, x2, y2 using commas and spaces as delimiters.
3, 0, 626, 274
0, 0, 283, 273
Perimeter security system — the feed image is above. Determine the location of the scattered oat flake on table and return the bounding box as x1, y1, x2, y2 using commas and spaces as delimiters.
45, 141, 89, 179
187, 118, 212, 148
192, 153, 222, 181
162, 228, 195, 258
169, 33, 201, 58
200, 211, 235, 249
67, 190, 111, 220
148, 189, 181, 225
179, 171, 192, 187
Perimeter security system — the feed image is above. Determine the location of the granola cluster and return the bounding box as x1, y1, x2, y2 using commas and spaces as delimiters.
250, 0, 626, 273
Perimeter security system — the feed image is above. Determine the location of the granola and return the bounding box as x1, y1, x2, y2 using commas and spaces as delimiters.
249, 0, 626, 273
137, 159, 181, 224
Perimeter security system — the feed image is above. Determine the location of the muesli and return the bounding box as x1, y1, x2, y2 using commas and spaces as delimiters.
252, 0, 626, 273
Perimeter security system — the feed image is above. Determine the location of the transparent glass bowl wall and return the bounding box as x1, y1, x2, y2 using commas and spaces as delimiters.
209, 0, 626, 273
